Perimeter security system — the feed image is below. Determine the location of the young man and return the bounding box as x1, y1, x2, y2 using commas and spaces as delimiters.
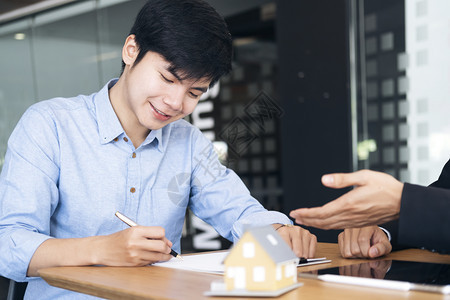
0, 1, 316, 298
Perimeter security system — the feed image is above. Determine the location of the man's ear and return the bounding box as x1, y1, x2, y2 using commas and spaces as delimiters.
122, 34, 138, 66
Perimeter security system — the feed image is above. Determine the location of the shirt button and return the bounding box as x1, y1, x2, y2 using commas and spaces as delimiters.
130, 187, 136, 193
132, 152, 136, 158
123, 137, 129, 142
113, 138, 119, 142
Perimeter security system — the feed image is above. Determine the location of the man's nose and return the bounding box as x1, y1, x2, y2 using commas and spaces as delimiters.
163, 88, 184, 112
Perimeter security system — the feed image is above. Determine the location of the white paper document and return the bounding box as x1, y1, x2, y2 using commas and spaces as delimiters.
154, 251, 331, 275
153, 251, 228, 274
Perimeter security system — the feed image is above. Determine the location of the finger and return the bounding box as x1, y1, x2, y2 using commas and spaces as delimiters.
140, 226, 166, 240
141, 238, 172, 254
301, 230, 312, 258
338, 232, 345, 257
358, 227, 375, 257
350, 229, 362, 257
122, 240, 172, 265
369, 242, 392, 258
301, 230, 311, 258
293, 186, 389, 230
289, 228, 303, 258
277, 227, 293, 250
163, 237, 173, 248
289, 207, 320, 222
308, 234, 317, 258
342, 229, 353, 258
290, 202, 344, 228
321, 170, 369, 189
369, 230, 392, 258
139, 250, 173, 265
290, 189, 369, 229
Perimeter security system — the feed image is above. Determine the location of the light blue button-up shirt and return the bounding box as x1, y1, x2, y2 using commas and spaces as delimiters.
0, 79, 291, 299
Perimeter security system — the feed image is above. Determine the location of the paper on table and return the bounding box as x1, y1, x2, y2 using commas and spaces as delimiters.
154, 251, 330, 274
153, 251, 228, 275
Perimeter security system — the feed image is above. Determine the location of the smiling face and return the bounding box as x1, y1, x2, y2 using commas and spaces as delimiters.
111, 35, 211, 143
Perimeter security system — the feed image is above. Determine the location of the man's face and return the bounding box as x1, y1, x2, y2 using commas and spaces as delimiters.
123, 51, 210, 131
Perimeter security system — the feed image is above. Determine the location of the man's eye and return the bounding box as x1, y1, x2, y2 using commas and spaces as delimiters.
189, 92, 201, 98
160, 74, 174, 83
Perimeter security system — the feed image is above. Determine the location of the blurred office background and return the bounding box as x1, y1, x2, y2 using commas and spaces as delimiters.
0, 0, 449, 252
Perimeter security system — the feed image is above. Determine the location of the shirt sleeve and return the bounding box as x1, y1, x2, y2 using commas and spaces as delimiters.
399, 183, 450, 254
0, 106, 60, 281
187, 129, 291, 243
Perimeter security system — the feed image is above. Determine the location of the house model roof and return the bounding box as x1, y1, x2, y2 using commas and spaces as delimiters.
241, 225, 298, 264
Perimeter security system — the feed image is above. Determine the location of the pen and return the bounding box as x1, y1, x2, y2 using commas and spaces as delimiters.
299, 257, 308, 264
115, 211, 183, 260
298, 257, 330, 265
299, 257, 323, 264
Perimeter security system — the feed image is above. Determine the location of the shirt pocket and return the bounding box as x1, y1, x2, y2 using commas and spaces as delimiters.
151, 186, 190, 222
151, 186, 189, 243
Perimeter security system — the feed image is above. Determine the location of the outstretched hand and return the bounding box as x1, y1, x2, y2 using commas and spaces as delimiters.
289, 170, 404, 229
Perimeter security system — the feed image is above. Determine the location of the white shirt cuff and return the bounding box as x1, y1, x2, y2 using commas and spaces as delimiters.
379, 226, 391, 241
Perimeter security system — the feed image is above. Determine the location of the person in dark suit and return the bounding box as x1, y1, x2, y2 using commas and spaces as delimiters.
290, 159, 450, 254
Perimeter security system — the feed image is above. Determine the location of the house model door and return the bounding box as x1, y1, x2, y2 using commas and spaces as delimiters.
234, 267, 246, 289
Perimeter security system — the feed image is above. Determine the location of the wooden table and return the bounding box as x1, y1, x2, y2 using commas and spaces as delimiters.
39, 243, 450, 299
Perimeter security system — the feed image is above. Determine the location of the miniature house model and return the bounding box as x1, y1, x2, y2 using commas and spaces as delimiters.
223, 225, 300, 292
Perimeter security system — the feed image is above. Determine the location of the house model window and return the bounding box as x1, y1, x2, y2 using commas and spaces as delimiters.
266, 234, 278, 246
285, 264, 296, 278
243, 242, 255, 258
253, 266, 265, 282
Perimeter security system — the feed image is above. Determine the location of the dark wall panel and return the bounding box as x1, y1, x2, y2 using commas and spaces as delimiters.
277, 0, 353, 242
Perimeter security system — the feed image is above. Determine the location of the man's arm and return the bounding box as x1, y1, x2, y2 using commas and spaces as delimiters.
399, 183, 450, 253
27, 226, 173, 277
289, 169, 450, 253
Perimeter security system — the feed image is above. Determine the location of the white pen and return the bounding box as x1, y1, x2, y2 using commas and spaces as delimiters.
300, 273, 411, 291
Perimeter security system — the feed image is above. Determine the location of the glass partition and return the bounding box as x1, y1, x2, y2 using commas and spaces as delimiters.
354, 0, 450, 185
0, 19, 36, 169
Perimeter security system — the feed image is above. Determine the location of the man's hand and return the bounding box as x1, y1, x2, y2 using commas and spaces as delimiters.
338, 226, 392, 258
272, 224, 317, 258
95, 226, 174, 266
289, 170, 404, 229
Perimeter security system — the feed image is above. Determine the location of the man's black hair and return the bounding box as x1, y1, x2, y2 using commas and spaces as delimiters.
123, 0, 232, 87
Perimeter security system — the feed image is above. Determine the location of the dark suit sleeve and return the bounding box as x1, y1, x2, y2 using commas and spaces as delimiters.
385, 159, 450, 254
397, 183, 450, 254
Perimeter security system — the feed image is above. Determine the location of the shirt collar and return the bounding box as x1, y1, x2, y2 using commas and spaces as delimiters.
95, 78, 165, 151
95, 79, 124, 145
142, 128, 164, 152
